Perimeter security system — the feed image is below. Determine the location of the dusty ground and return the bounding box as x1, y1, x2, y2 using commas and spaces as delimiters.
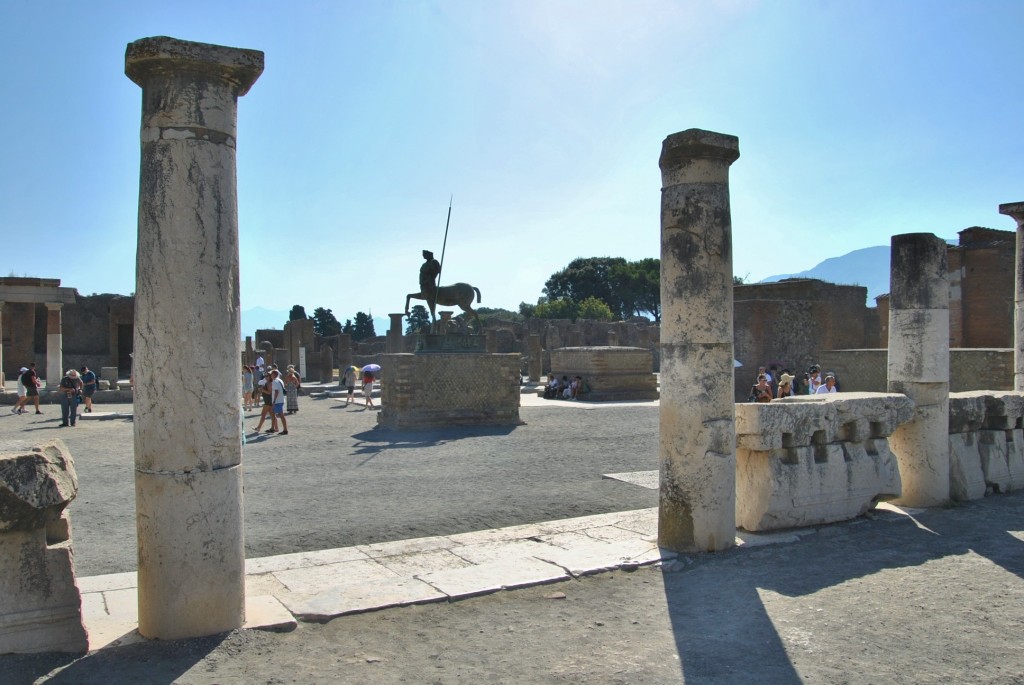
0, 395, 658, 576
2, 395, 1023, 683
4, 490, 1024, 684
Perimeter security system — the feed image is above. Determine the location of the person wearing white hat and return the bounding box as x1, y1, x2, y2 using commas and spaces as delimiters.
10, 367, 30, 414
58, 369, 83, 427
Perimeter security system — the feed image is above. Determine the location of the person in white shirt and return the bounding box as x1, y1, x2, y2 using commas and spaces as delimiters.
815, 375, 838, 394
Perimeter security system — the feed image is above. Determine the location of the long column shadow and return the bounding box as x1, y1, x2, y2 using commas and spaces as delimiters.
663, 491, 1024, 683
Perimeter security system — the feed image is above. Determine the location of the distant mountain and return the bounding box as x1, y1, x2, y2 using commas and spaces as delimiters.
757, 245, 890, 302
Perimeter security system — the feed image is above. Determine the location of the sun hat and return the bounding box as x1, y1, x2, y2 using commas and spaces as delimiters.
19, 367, 28, 373
67, 369, 79, 378
779, 372, 795, 386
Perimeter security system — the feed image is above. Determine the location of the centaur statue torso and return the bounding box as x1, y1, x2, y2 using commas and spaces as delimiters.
405, 249, 482, 330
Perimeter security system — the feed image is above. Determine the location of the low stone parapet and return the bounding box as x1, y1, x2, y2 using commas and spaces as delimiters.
734, 392, 914, 531
948, 391, 1024, 501
0, 440, 87, 654
549, 346, 658, 401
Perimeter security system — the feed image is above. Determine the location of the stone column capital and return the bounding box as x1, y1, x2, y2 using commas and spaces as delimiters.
659, 129, 740, 173
125, 36, 264, 97
999, 202, 1024, 225
44, 302, 63, 312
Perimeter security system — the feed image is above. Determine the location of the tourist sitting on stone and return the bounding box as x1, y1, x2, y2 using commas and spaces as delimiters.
544, 375, 560, 399
570, 375, 584, 399
807, 365, 822, 394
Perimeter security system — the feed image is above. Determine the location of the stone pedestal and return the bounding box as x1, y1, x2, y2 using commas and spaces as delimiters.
999, 202, 1024, 391
126, 35, 263, 640
0, 440, 87, 654
887, 233, 950, 507
320, 345, 333, 383
549, 347, 657, 401
527, 334, 542, 382
387, 313, 405, 353
377, 353, 521, 429
658, 128, 740, 552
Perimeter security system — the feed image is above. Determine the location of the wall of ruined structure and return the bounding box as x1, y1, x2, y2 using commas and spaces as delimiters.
816, 348, 1012, 393
949, 228, 1014, 348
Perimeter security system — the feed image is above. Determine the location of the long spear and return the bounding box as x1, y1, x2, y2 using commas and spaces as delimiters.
432, 195, 453, 316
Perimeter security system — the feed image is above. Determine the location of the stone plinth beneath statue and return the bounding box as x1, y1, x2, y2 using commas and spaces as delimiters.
415, 334, 487, 354
378, 352, 521, 429
549, 346, 658, 401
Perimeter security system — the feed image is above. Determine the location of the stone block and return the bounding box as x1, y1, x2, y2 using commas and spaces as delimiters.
0, 440, 86, 654
377, 353, 521, 429
736, 436, 902, 531
100, 366, 119, 387
948, 392, 989, 434
949, 433, 987, 501
550, 346, 657, 401
977, 430, 1012, 493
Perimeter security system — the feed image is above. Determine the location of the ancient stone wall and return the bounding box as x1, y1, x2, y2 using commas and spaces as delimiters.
816, 348, 1012, 394
947, 391, 1024, 500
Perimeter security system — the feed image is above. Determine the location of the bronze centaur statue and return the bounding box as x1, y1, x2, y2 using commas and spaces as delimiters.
405, 283, 482, 331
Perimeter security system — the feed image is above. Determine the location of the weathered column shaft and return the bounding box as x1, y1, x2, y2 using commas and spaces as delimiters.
126, 36, 263, 640
887, 233, 950, 507
337, 334, 352, 386
999, 202, 1024, 391
44, 304, 63, 385
658, 129, 740, 552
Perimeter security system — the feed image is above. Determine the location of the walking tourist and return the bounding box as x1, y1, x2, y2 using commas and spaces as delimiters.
343, 365, 358, 406
22, 363, 43, 414
363, 371, 375, 409
254, 373, 278, 434
271, 369, 289, 434
11, 366, 29, 414
242, 364, 254, 410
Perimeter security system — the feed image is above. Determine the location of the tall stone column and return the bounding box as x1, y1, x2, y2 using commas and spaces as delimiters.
45, 304, 63, 386
887, 233, 950, 507
126, 36, 263, 640
658, 129, 740, 553
337, 334, 352, 387
999, 202, 1024, 390
527, 334, 542, 381
387, 313, 405, 353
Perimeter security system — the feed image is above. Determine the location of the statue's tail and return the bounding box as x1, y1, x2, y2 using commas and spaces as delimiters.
473, 287, 481, 303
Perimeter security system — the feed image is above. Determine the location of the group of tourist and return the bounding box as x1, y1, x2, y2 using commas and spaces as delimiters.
10, 363, 98, 425
243, 360, 299, 436
341, 365, 377, 409
543, 374, 585, 400
748, 364, 840, 402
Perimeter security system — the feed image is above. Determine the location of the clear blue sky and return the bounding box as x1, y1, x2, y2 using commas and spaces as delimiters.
2, 0, 1021, 324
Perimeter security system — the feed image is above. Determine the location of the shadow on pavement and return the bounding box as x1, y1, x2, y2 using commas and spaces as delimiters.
663, 494, 1024, 683
3, 633, 225, 685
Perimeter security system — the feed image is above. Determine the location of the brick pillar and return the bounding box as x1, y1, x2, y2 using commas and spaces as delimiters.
887, 233, 950, 507
337, 334, 352, 387
527, 334, 542, 382
45, 304, 63, 386
126, 35, 263, 640
387, 313, 405, 353
658, 129, 740, 552
999, 202, 1024, 390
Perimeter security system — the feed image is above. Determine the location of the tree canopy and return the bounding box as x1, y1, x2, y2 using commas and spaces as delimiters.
311, 307, 342, 337
405, 305, 431, 334
534, 257, 660, 322
351, 312, 376, 341
288, 304, 308, 321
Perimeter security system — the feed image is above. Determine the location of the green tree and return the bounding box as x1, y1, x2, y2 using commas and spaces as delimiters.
577, 296, 615, 321
610, 258, 661, 322
476, 307, 524, 323
518, 302, 537, 319
352, 312, 376, 341
405, 305, 431, 334
311, 307, 342, 336
289, 304, 308, 321
534, 298, 578, 320
543, 257, 627, 318
342, 319, 353, 335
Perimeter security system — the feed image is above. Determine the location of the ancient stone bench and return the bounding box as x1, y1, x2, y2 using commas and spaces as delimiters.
948, 391, 1024, 500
